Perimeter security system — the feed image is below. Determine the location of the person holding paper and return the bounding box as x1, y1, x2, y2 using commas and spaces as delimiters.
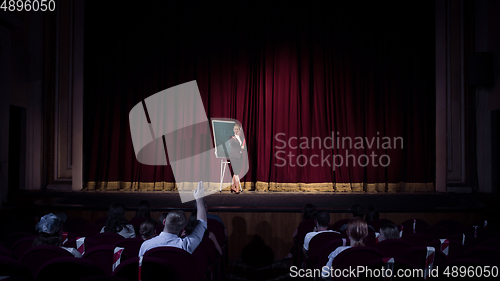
229, 124, 245, 194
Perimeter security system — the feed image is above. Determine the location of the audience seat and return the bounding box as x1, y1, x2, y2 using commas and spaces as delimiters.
307, 231, 342, 269
0, 255, 33, 280
419, 225, 452, 240
329, 219, 350, 232
436, 259, 490, 278
374, 238, 414, 258
35, 257, 105, 281
113, 237, 144, 261
434, 219, 463, 234
317, 239, 347, 269
0, 244, 13, 258
143, 246, 196, 281
429, 239, 465, 261
112, 256, 179, 281
477, 238, 500, 249
329, 246, 385, 280
21, 245, 74, 277
401, 219, 429, 236
461, 247, 500, 266
93, 217, 108, 227
78, 276, 131, 281
11, 236, 36, 260
91, 232, 125, 246
2, 232, 35, 250
369, 219, 395, 232
207, 219, 226, 247
64, 217, 91, 233
402, 233, 434, 247
83, 245, 119, 275
74, 224, 103, 238
400, 246, 448, 269
63, 237, 101, 253
292, 219, 315, 267
359, 257, 420, 280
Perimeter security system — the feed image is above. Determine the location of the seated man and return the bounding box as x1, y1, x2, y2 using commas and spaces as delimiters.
378, 223, 400, 242
303, 211, 339, 256
139, 182, 207, 256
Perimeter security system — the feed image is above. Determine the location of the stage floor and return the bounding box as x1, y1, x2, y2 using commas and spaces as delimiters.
6, 190, 493, 213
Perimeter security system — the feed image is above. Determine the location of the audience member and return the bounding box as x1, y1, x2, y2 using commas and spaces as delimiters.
322, 217, 368, 280
138, 182, 207, 256
139, 220, 157, 240
183, 209, 222, 255
158, 212, 168, 225
286, 203, 317, 259
201, 199, 228, 238
303, 211, 338, 254
338, 204, 365, 233
365, 205, 379, 231
378, 223, 400, 242
242, 235, 274, 268
135, 200, 152, 219
34, 213, 82, 257
101, 203, 136, 238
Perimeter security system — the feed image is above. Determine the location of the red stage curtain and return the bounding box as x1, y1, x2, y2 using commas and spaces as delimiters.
83, 2, 435, 192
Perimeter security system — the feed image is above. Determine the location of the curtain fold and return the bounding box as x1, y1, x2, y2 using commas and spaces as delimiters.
84, 1, 435, 192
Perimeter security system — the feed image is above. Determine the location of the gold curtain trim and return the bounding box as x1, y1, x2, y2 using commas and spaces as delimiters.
84, 181, 434, 192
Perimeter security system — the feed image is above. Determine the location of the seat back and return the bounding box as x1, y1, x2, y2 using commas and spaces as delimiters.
113, 256, 179, 281
330, 219, 350, 232
477, 238, 500, 250
0, 255, 33, 280
318, 239, 347, 269
64, 217, 91, 233
359, 257, 420, 280
403, 233, 433, 247
207, 219, 226, 247
419, 225, 452, 239
94, 217, 108, 228
436, 259, 490, 277
0, 244, 13, 258
461, 247, 500, 265
369, 219, 395, 232
21, 245, 74, 277
434, 219, 463, 234
375, 239, 414, 258
400, 246, 448, 269
2, 231, 35, 250
429, 239, 465, 260
293, 219, 316, 266
11, 236, 36, 260
83, 245, 117, 275
74, 223, 103, 238
144, 246, 196, 281
308, 231, 342, 268
401, 219, 429, 236
113, 238, 144, 261
330, 246, 385, 281
92, 232, 125, 246
63, 237, 101, 253
35, 256, 105, 281
191, 236, 213, 281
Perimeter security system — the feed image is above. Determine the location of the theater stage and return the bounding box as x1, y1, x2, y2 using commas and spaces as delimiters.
7, 190, 491, 213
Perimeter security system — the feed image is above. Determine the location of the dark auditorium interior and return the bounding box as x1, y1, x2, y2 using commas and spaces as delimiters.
1, 0, 500, 280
